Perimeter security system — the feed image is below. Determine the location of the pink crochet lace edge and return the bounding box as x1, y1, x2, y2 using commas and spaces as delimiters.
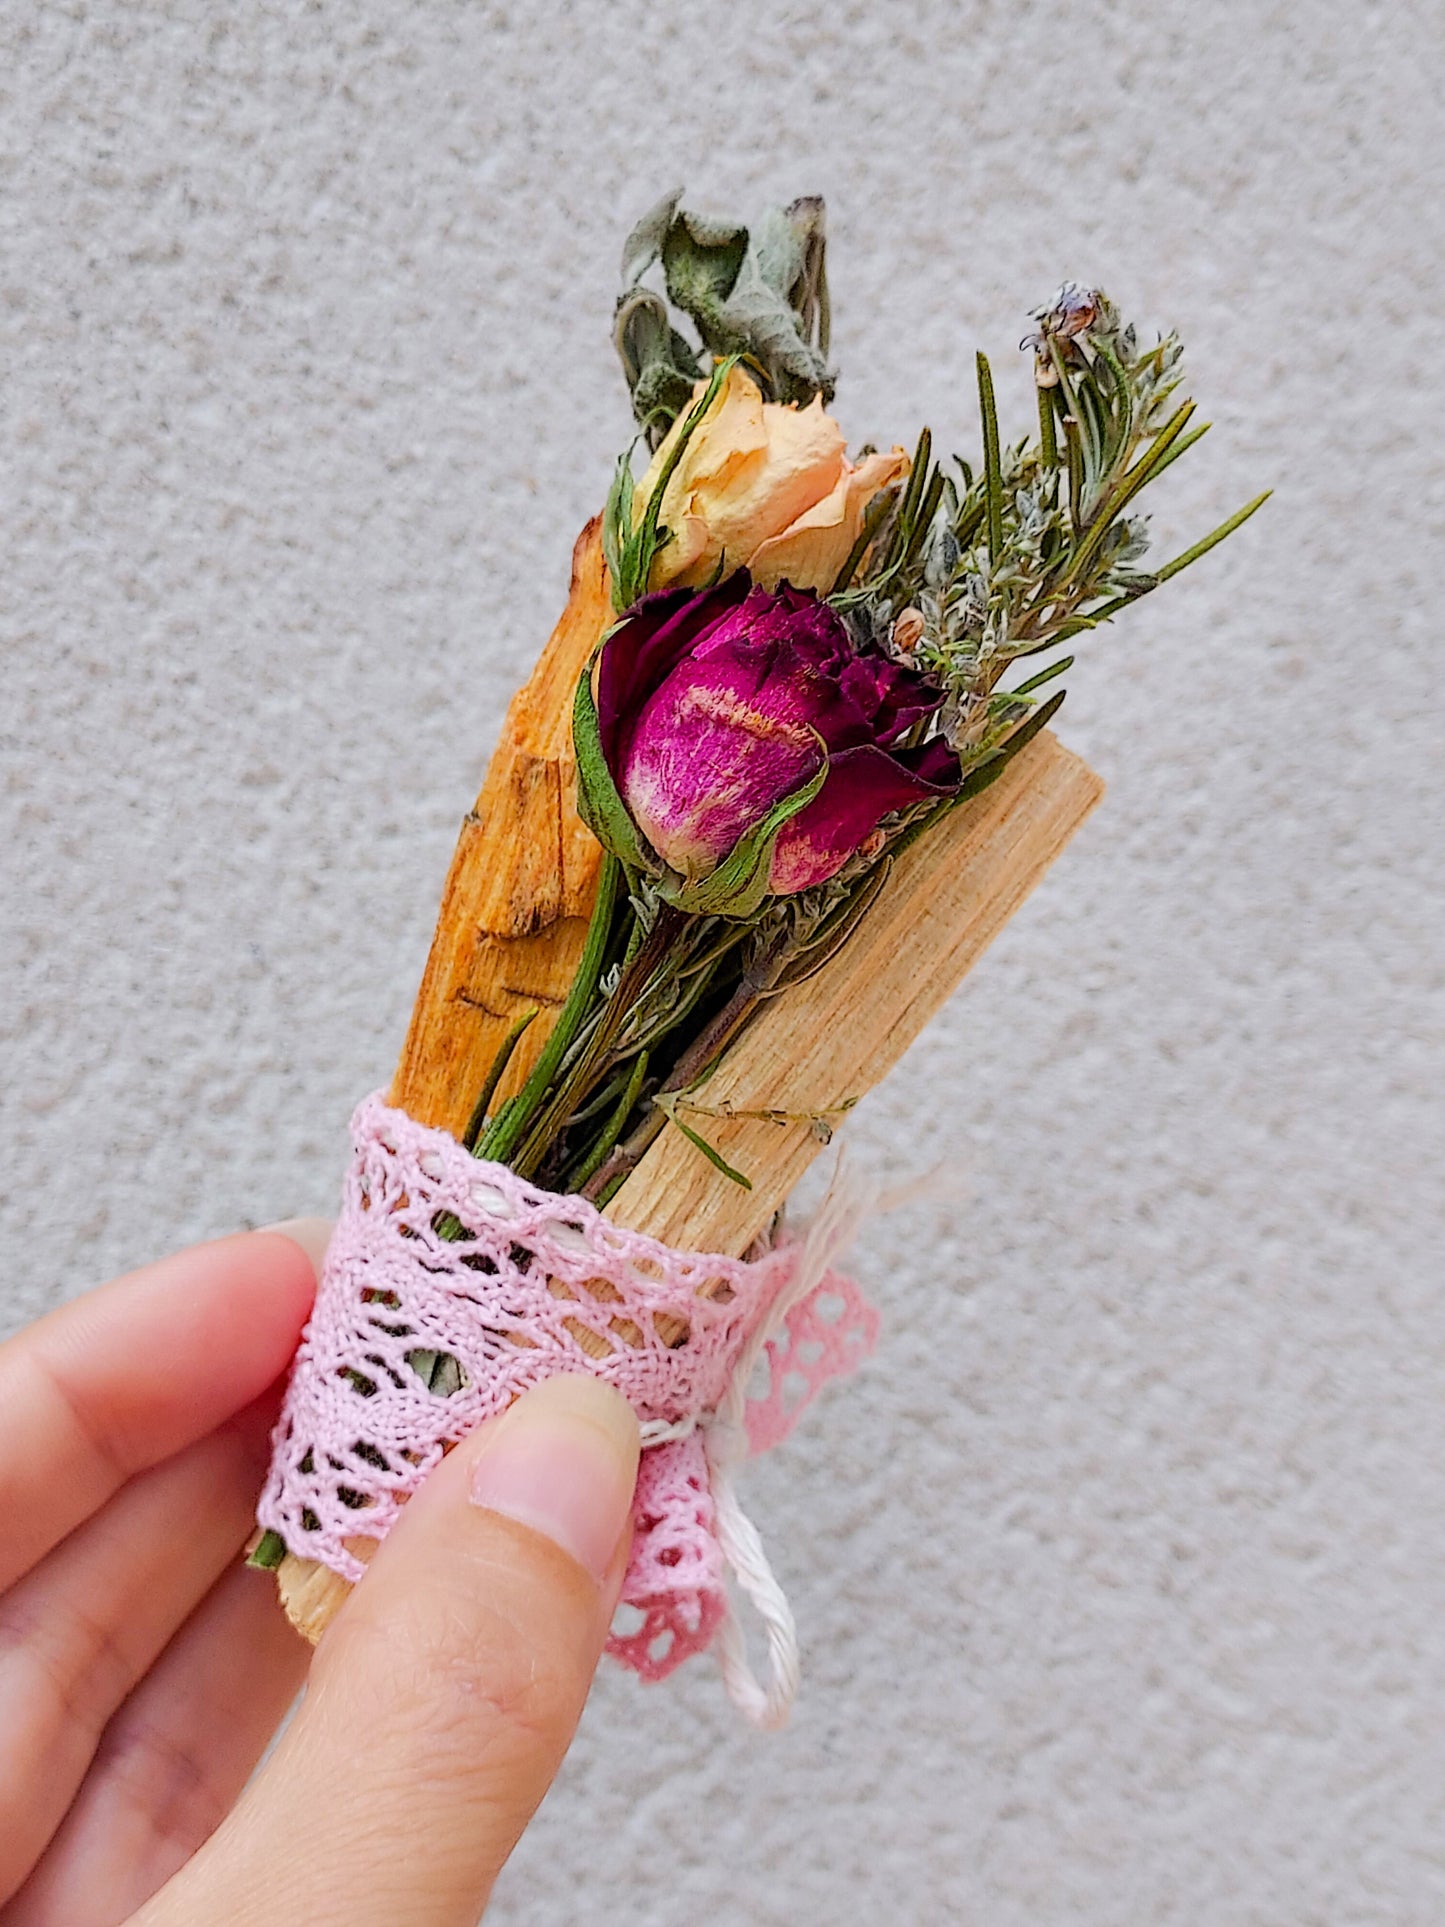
257, 1093, 878, 1688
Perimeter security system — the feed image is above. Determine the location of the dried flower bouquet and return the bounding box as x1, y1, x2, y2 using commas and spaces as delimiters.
250, 193, 1264, 1717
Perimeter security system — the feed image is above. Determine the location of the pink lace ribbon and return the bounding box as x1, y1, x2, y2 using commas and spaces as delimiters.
257, 1094, 878, 1718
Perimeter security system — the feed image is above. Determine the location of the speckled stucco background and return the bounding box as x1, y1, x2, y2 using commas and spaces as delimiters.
2, 3, 1441, 1921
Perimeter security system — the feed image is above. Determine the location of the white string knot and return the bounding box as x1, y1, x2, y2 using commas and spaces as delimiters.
636, 1414, 698, 1449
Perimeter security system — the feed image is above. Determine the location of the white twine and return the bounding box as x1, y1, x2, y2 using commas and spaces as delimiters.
699, 1152, 880, 1731
636, 1415, 698, 1449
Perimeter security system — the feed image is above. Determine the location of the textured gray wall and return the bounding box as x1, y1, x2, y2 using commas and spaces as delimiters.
3, 2, 1442, 1921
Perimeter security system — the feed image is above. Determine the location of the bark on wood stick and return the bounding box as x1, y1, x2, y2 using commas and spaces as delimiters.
275, 528, 1105, 1642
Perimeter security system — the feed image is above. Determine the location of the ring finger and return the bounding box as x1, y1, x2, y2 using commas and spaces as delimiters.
0, 1395, 277, 1904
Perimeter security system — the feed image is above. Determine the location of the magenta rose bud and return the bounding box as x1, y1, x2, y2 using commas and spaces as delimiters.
592, 579, 960, 898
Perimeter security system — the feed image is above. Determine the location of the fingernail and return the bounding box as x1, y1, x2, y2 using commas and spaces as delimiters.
259, 1216, 333, 1277
468, 1376, 641, 1583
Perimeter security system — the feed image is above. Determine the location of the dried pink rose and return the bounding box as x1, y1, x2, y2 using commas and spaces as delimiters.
593, 579, 959, 897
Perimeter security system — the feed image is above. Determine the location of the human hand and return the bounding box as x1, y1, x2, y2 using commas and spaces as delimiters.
1, 1228, 641, 1926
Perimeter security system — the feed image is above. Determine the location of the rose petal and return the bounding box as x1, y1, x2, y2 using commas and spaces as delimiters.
766, 740, 961, 894
596, 578, 957, 896
595, 579, 751, 765
898, 735, 963, 785
636, 367, 848, 591
620, 620, 830, 879
748, 446, 909, 594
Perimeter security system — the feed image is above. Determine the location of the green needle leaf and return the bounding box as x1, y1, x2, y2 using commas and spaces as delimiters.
1012, 653, 1075, 695
1154, 490, 1273, 584
654, 1093, 753, 1189
462, 1008, 538, 1151
1037, 378, 1059, 469
476, 854, 622, 1166
955, 689, 1068, 801
976, 352, 1004, 563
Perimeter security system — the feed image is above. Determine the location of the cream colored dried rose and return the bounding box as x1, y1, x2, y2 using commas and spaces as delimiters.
633, 363, 908, 594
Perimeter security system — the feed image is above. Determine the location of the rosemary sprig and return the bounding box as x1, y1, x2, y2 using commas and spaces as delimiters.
455, 278, 1265, 1219
880, 285, 1266, 782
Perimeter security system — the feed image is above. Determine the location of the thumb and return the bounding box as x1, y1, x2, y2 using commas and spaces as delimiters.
141, 1376, 640, 1927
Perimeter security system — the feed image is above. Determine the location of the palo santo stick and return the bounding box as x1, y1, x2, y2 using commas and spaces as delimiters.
277, 525, 611, 1636
275, 529, 1104, 1643
607, 729, 1104, 1250
389, 518, 612, 1131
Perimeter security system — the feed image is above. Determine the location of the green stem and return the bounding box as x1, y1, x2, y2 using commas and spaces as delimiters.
475, 854, 622, 1166
508, 902, 685, 1180
462, 1008, 538, 1151
563, 1050, 650, 1192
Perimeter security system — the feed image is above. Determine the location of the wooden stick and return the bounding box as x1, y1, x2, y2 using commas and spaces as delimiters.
278, 526, 612, 1637
389, 518, 612, 1131
275, 533, 1105, 1640
605, 729, 1103, 1249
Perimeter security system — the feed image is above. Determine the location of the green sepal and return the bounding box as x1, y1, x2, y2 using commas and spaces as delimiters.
659, 752, 828, 920
571, 652, 659, 875
608, 353, 740, 611
601, 451, 635, 594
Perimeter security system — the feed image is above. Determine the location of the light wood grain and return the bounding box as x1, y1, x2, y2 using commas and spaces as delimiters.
605, 730, 1103, 1249
275, 530, 1105, 1642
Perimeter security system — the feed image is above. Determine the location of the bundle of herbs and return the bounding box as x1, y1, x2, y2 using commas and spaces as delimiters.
252, 194, 1263, 1651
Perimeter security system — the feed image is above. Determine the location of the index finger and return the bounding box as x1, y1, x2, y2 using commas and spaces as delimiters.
0, 1224, 324, 1593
